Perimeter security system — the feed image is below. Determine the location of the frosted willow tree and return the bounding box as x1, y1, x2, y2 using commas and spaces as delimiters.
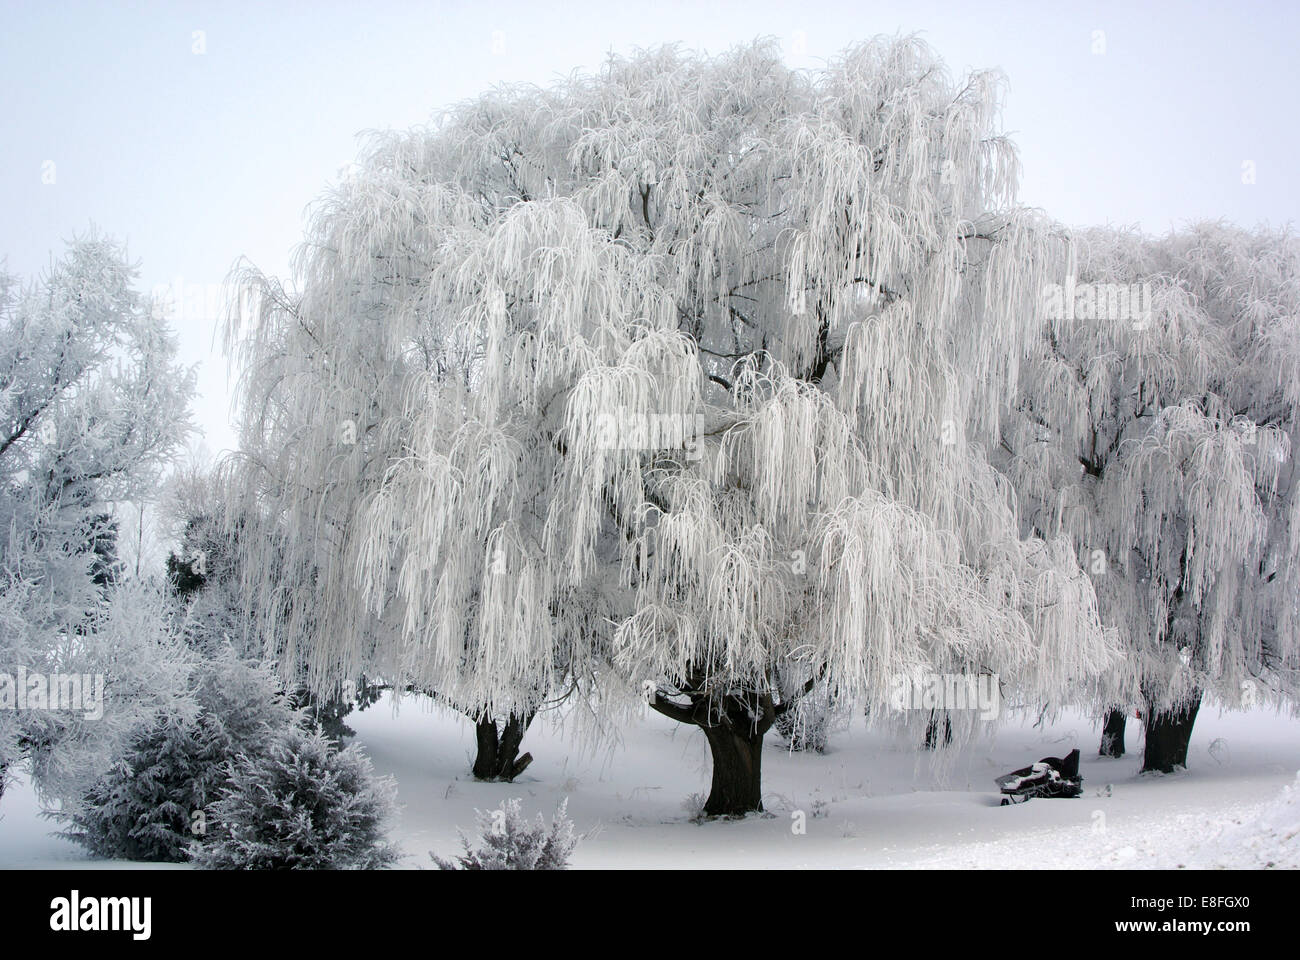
0, 236, 196, 805
226, 38, 1112, 814
1000, 223, 1300, 772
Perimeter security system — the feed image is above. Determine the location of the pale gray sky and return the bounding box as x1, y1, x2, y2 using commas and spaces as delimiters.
4, 0, 1297, 455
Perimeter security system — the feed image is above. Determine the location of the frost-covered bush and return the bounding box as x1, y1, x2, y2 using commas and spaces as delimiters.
774, 687, 835, 753
60, 650, 294, 861
190, 725, 400, 870
775, 707, 830, 753
771, 666, 834, 753
432, 798, 577, 870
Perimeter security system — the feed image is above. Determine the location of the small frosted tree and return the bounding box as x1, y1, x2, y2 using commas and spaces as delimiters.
60, 650, 294, 862
0, 236, 195, 805
189, 724, 400, 870
1000, 223, 1300, 772
225, 38, 1113, 814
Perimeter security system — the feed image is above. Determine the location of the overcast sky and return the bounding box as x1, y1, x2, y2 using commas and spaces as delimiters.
3, 0, 1297, 455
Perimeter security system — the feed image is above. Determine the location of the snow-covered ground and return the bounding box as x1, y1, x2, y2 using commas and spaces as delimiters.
3, 696, 1296, 869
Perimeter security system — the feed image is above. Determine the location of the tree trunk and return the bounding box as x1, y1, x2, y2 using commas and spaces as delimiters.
1141, 692, 1201, 773
649, 686, 776, 818
496, 712, 532, 780
701, 724, 764, 817
1099, 708, 1127, 758
472, 718, 500, 780
471, 712, 534, 782
923, 710, 953, 750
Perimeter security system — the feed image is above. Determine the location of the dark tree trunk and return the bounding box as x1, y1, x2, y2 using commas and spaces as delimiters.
649, 685, 781, 818
471, 712, 534, 782
923, 710, 953, 750
701, 724, 764, 817
496, 712, 532, 779
472, 718, 500, 780
1141, 692, 1201, 773
1099, 708, 1127, 758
